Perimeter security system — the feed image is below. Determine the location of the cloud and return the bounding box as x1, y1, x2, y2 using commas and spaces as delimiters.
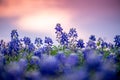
0, 0, 73, 17
0, 0, 120, 17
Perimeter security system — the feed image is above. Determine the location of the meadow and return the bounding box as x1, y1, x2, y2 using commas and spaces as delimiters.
0, 23, 120, 80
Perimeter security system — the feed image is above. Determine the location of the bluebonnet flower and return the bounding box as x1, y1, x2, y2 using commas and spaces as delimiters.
30, 56, 40, 65
60, 32, 69, 46
99, 62, 117, 80
89, 35, 96, 41
23, 37, 31, 45
40, 56, 59, 75
11, 30, 19, 39
101, 41, 108, 48
76, 39, 85, 48
41, 46, 50, 54
0, 62, 6, 80
108, 43, 114, 49
0, 53, 5, 65
68, 28, 78, 51
8, 38, 20, 55
83, 49, 95, 60
55, 51, 66, 64
93, 63, 117, 80
44, 37, 53, 46
0, 40, 5, 50
25, 71, 41, 80
68, 28, 78, 38
5, 62, 23, 80
35, 46, 50, 56
1, 47, 8, 55
34, 49, 42, 58
106, 54, 114, 61
87, 40, 96, 49
0, 40, 7, 55
114, 35, 120, 47
55, 23, 63, 33
18, 58, 28, 70
65, 53, 79, 67
0, 40, 3, 49
8, 30, 21, 55
35, 38, 43, 47
28, 43, 35, 52
55, 23, 63, 44
65, 68, 89, 80
85, 53, 102, 72
0, 24, 120, 80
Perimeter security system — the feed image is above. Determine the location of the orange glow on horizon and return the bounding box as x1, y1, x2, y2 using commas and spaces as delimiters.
17, 10, 71, 33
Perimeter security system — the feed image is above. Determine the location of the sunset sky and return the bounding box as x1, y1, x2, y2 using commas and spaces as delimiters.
0, 0, 120, 43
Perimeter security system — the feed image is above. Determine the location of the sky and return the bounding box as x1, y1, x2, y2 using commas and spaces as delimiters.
0, 0, 120, 44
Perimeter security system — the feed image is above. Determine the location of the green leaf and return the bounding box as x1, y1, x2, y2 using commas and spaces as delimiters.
50, 49, 58, 55
97, 41, 100, 46
64, 49, 71, 56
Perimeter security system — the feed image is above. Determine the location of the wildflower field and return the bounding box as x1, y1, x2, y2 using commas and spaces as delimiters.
0, 24, 120, 80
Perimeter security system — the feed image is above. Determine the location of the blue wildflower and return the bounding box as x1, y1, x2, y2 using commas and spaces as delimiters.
11, 30, 19, 39
18, 58, 28, 70
68, 28, 78, 50
60, 32, 68, 46
55, 23, 63, 33
85, 53, 102, 72
25, 71, 40, 80
44, 37, 53, 46
34, 47, 49, 56
40, 56, 59, 75
0, 54, 5, 65
35, 38, 43, 47
0, 62, 6, 80
55, 23, 63, 44
34, 49, 43, 58
68, 28, 78, 38
30, 56, 40, 65
87, 40, 96, 49
41, 46, 49, 54
101, 42, 108, 48
108, 43, 114, 49
28, 43, 35, 52
100, 62, 117, 80
0, 40, 5, 50
83, 49, 95, 60
114, 35, 120, 47
65, 53, 79, 67
76, 39, 85, 48
5, 62, 23, 80
23, 37, 31, 45
44, 36, 53, 54
8, 38, 20, 55
89, 35, 96, 41
1, 47, 8, 55
55, 51, 66, 64
65, 68, 89, 80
